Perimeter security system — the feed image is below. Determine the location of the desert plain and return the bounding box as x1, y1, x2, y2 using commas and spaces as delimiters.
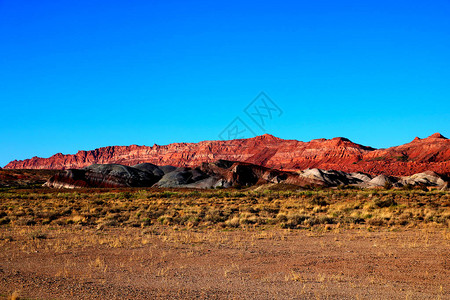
0, 184, 449, 299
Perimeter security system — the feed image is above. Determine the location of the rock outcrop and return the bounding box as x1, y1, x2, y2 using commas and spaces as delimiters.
44, 160, 449, 190
5, 133, 450, 176
44, 164, 164, 189
347, 133, 450, 176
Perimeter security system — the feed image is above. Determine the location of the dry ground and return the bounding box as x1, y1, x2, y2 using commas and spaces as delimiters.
0, 188, 449, 299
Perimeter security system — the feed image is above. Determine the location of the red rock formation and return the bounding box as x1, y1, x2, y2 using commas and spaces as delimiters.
347, 133, 450, 176
4, 133, 450, 176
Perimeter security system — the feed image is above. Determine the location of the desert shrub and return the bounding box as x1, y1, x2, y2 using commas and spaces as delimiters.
305, 217, 320, 226
16, 217, 36, 226
241, 206, 259, 214
225, 216, 240, 227
374, 197, 397, 208
0, 217, 10, 225
276, 213, 288, 222
205, 210, 227, 223
36, 211, 60, 221
118, 192, 132, 200
216, 191, 231, 198
14, 210, 26, 217
108, 207, 121, 213
233, 192, 247, 198
310, 196, 328, 206
286, 214, 307, 227
139, 217, 152, 226
187, 191, 201, 197
183, 215, 200, 226
303, 216, 334, 226
157, 215, 173, 225
160, 191, 178, 198
319, 216, 335, 224
239, 213, 258, 224
398, 220, 409, 225
99, 219, 118, 227
29, 230, 47, 240
344, 217, 365, 224
92, 199, 105, 205
61, 208, 72, 215
367, 218, 385, 226
260, 206, 279, 218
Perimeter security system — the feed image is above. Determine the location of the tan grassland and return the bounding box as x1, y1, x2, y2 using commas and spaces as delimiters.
0, 188, 449, 299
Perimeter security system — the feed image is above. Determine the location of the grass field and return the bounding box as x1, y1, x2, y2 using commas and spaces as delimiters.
1, 187, 449, 299
1, 188, 449, 230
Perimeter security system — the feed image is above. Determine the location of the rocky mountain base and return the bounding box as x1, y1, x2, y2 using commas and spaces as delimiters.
44, 160, 449, 190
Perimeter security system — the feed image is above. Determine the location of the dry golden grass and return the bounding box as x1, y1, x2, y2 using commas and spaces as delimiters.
0, 188, 448, 232
1, 184, 448, 299
9, 291, 19, 300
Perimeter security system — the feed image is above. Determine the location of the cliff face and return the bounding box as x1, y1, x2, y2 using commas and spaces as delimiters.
5, 133, 450, 176
348, 133, 450, 176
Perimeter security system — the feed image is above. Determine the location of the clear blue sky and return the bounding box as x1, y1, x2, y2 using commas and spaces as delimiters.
1, 0, 449, 167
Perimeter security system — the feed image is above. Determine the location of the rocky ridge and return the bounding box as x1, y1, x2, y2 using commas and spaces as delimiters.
44, 160, 449, 190
6, 133, 450, 176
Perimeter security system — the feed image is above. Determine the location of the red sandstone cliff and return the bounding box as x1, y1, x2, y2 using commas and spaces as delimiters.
4, 133, 450, 176
345, 133, 450, 176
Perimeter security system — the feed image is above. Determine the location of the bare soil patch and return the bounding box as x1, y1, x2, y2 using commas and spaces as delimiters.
1, 226, 449, 299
